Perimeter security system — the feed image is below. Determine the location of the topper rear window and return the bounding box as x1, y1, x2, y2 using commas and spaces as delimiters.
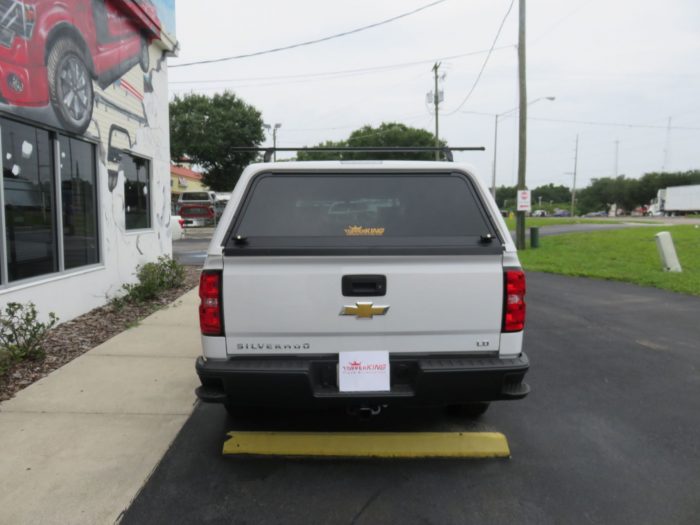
224, 172, 501, 255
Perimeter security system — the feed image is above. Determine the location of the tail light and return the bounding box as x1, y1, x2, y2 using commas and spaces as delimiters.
199, 271, 222, 336
503, 269, 526, 332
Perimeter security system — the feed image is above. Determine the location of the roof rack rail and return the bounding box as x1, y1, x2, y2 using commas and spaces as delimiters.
228, 146, 485, 163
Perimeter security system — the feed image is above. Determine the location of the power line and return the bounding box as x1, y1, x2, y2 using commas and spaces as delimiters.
168, 46, 512, 85
171, 0, 449, 68
528, 116, 700, 131
462, 111, 700, 131
529, 0, 597, 45
281, 113, 429, 134
443, 0, 516, 116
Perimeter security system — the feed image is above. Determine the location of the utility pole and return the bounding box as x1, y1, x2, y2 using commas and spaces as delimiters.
515, 0, 527, 250
570, 134, 579, 217
662, 116, 672, 171
613, 139, 619, 176
433, 62, 441, 160
491, 114, 499, 198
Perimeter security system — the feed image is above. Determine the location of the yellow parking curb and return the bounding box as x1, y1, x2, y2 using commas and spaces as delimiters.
222, 431, 510, 458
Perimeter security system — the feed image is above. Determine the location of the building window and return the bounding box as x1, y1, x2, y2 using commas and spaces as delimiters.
59, 135, 99, 269
2, 119, 57, 282
123, 154, 150, 230
0, 117, 100, 286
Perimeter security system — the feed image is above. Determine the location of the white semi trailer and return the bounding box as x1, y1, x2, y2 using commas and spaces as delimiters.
649, 184, 700, 215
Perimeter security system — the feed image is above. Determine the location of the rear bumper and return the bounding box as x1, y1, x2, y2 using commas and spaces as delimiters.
195, 353, 529, 408
182, 218, 213, 227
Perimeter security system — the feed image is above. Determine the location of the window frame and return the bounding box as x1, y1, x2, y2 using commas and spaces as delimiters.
57, 133, 101, 271
122, 151, 153, 233
0, 114, 103, 290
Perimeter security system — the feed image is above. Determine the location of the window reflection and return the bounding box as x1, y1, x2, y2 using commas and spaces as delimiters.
2, 120, 57, 282
59, 136, 98, 269
123, 154, 151, 230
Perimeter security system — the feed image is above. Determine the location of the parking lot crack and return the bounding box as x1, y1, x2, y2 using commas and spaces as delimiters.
350, 487, 384, 525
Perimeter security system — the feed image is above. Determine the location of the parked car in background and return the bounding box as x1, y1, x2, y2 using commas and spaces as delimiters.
531, 209, 547, 217
170, 215, 185, 240
178, 203, 215, 227
177, 190, 216, 207
584, 211, 608, 218
214, 192, 230, 219
177, 191, 217, 226
552, 209, 571, 217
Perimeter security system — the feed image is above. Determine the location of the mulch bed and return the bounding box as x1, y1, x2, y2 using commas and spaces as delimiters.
0, 266, 201, 402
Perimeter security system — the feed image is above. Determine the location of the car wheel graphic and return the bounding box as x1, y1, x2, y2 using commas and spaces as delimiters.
47, 38, 94, 134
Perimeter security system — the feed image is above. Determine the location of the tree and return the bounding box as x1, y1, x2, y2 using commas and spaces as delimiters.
635, 170, 700, 206
295, 140, 345, 161
169, 91, 265, 191
296, 122, 446, 161
496, 185, 517, 209
532, 184, 571, 205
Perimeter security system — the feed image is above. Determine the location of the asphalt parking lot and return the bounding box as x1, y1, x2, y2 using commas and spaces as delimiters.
121, 272, 700, 525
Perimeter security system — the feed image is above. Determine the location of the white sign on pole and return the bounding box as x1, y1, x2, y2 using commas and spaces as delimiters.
517, 190, 531, 212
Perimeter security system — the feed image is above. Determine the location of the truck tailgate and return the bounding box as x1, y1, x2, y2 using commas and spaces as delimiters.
223, 255, 503, 355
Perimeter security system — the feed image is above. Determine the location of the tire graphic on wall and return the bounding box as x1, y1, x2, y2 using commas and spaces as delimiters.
139, 36, 150, 72
47, 38, 94, 134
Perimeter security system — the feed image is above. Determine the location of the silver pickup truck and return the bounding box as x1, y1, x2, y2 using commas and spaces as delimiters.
194, 159, 529, 417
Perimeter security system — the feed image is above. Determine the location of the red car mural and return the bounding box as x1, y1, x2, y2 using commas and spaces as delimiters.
0, 0, 160, 134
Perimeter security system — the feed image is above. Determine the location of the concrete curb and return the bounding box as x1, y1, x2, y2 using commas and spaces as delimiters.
0, 289, 200, 525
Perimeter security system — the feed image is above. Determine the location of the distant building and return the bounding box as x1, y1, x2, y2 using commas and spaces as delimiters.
0, 1, 178, 322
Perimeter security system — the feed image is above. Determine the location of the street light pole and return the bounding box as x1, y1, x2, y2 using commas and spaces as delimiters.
272, 123, 281, 161
570, 134, 579, 217
490, 96, 555, 199
263, 122, 282, 161
432, 62, 441, 161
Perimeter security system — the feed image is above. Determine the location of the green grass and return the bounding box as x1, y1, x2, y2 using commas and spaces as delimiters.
503, 217, 612, 229
518, 225, 700, 296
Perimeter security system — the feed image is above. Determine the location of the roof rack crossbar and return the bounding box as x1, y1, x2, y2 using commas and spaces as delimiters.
227, 146, 485, 163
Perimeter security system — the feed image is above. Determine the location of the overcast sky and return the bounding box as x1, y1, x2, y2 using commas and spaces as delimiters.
168, 0, 700, 192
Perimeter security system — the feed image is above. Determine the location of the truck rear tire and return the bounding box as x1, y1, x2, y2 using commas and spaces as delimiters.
447, 402, 490, 418
224, 403, 260, 419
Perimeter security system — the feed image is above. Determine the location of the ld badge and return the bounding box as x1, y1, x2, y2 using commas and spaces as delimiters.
340, 302, 390, 319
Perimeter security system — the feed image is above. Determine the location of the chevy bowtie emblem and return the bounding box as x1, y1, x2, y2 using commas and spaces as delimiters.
340, 302, 390, 319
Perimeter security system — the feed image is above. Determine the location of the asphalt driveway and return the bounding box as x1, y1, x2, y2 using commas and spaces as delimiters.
122, 273, 700, 525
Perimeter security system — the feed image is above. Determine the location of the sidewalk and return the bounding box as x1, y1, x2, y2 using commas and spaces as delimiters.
0, 289, 201, 525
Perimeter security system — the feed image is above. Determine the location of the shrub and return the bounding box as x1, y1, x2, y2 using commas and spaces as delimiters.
120, 256, 186, 303
0, 348, 11, 378
0, 302, 58, 362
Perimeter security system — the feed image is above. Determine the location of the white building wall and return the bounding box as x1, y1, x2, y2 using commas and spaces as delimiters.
0, 3, 177, 324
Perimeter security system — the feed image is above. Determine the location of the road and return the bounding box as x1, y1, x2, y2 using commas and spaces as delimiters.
172, 227, 214, 266
121, 273, 700, 525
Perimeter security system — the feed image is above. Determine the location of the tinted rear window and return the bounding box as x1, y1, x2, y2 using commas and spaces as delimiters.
225, 173, 500, 255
